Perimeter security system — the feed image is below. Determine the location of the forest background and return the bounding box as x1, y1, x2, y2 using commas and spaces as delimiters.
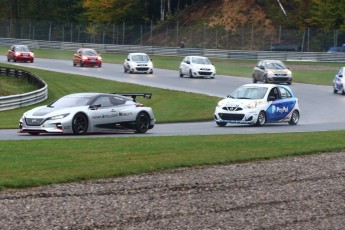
1, 0, 345, 51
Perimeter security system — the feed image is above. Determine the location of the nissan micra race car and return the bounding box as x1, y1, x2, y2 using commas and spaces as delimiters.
19, 93, 155, 135
214, 84, 300, 126
123, 53, 153, 74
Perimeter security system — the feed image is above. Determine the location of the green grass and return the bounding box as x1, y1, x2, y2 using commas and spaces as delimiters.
1, 131, 345, 189
0, 75, 37, 96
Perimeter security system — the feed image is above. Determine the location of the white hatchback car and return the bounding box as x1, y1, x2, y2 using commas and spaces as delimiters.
179, 56, 216, 79
214, 84, 300, 126
124, 53, 153, 74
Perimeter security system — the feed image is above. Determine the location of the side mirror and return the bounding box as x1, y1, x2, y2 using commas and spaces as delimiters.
259, 66, 265, 70
89, 104, 101, 110
186, 61, 190, 64
338, 75, 343, 78
127, 58, 130, 61
268, 96, 276, 101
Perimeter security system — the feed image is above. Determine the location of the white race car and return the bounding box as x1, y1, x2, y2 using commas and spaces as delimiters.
214, 84, 300, 126
333, 66, 345, 95
179, 56, 216, 78
19, 93, 155, 135
123, 53, 153, 74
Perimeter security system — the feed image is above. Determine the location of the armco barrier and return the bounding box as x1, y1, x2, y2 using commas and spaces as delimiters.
0, 67, 48, 111
1, 38, 345, 62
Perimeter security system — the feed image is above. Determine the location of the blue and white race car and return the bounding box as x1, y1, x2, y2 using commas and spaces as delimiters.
333, 66, 345, 95
19, 93, 155, 135
214, 84, 300, 126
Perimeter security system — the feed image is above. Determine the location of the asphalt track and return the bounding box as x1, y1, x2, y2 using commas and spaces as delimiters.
1, 56, 345, 140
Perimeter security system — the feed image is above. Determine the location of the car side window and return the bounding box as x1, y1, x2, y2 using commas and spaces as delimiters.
268, 87, 281, 100
93, 96, 113, 107
278, 87, 292, 99
110, 96, 126, 106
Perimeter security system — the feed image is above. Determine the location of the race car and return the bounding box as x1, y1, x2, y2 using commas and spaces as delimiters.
19, 93, 155, 135
214, 84, 300, 126
73, 48, 102, 67
333, 66, 345, 95
7, 45, 34, 63
123, 53, 154, 74
179, 56, 216, 78
252, 60, 292, 84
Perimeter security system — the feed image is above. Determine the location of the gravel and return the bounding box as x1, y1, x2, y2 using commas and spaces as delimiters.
1, 152, 344, 229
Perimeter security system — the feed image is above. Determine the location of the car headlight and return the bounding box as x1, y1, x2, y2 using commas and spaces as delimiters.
82, 56, 88, 60
47, 113, 70, 120
267, 71, 274, 77
217, 101, 226, 107
98, 56, 102, 60
246, 101, 257, 109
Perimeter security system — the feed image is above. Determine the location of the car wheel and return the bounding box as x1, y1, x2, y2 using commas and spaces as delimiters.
252, 75, 257, 83
333, 88, 338, 94
80, 61, 84, 67
189, 70, 193, 78
263, 75, 268, 83
14, 59, 17, 62
288, 110, 299, 125
255, 111, 266, 126
72, 113, 88, 134
179, 69, 183, 78
73, 62, 76, 66
216, 121, 227, 127
28, 132, 39, 136
342, 89, 345, 95
135, 112, 150, 133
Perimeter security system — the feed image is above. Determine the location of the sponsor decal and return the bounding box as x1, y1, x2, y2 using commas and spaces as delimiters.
119, 112, 132, 116
272, 105, 288, 113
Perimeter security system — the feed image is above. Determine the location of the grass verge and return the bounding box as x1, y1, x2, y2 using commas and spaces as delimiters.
1, 131, 345, 190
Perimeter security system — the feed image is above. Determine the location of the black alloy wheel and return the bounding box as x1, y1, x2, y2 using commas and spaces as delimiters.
135, 112, 150, 133
72, 113, 88, 134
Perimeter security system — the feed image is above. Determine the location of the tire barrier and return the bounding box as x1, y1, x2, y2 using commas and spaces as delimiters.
0, 67, 48, 111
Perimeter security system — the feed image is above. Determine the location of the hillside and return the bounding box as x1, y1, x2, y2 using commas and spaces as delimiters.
151, 0, 278, 50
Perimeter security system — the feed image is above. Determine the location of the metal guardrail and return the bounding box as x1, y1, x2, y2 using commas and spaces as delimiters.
1, 37, 345, 62
0, 67, 48, 111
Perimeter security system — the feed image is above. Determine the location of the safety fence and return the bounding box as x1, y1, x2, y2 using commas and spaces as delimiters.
1, 38, 345, 62
0, 67, 48, 111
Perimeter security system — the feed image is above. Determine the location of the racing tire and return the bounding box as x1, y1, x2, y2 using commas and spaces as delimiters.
72, 113, 88, 135
333, 88, 338, 94
342, 89, 345, 95
255, 111, 266, 126
135, 112, 150, 133
288, 110, 299, 125
189, 70, 193, 78
216, 121, 227, 127
252, 75, 257, 83
28, 132, 39, 136
263, 75, 268, 83
80, 61, 84, 67
179, 69, 183, 78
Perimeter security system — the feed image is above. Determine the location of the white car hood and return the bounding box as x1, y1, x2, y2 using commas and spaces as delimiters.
24, 106, 86, 117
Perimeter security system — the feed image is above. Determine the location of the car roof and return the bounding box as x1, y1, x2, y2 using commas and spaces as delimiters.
63, 92, 131, 100
261, 59, 284, 63
186, 55, 208, 58
129, 53, 148, 56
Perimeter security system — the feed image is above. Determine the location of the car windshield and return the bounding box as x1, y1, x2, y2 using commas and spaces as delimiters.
191, 57, 211, 65
49, 96, 92, 108
132, 54, 149, 62
15, 46, 30, 52
229, 86, 268, 99
265, 62, 286, 70
82, 49, 97, 56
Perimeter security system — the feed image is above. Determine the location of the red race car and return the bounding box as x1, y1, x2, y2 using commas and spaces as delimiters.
73, 48, 102, 67
7, 45, 34, 63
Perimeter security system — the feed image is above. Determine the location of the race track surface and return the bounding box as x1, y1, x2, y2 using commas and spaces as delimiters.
1, 56, 344, 140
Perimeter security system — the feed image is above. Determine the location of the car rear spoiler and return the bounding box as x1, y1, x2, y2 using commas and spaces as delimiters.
115, 93, 152, 101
